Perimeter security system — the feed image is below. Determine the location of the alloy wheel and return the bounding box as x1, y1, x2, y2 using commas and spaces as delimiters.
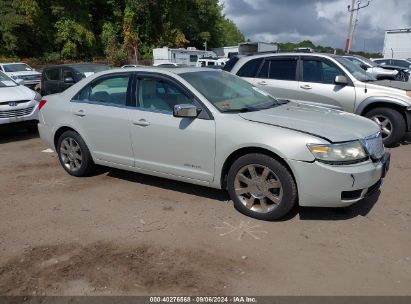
234, 164, 283, 214
60, 137, 82, 172
371, 115, 392, 139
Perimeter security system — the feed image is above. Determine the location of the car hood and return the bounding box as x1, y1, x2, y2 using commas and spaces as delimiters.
5, 70, 41, 77
368, 67, 397, 76
0, 85, 35, 101
239, 102, 380, 142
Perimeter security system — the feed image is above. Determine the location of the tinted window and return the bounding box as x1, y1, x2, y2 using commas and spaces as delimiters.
63, 68, 74, 79
78, 75, 130, 106
190, 55, 198, 62
237, 58, 263, 77
222, 56, 239, 71
137, 78, 192, 112
45, 68, 60, 81
393, 60, 410, 68
268, 59, 297, 81
303, 60, 342, 84
258, 60, 269, 78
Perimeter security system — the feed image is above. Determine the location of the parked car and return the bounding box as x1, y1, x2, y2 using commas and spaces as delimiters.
224, 53, 411, 146
41, 63, 110, 95
121, 64, 145, 68
343, 55, 401, 81
0, 71, 41, 129
38, 68, 389, 220
372, 58, 411, 69
371, 58, 410, 82
0, 62, 41, 89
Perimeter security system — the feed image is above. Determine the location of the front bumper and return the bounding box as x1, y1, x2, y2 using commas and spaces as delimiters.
0, 101, 39, 126
289, 153, 390, 207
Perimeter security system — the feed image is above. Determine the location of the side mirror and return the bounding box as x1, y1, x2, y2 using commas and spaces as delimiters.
360, 64, 368, 70
173, 104, 200, 118
64, 77, 75, 84
15, 79, 24, 85
335, 75, 348, 85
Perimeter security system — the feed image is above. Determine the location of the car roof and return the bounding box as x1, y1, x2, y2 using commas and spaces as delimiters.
94, 66, 217, 76
236, 52, 341, 62
43, 63, 109, 69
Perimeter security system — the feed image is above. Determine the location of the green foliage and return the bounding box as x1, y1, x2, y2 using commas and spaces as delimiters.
55, 18, 95, 59
0, 0, 245, 63
277, 40, 381, 58
101, 22, 127, 66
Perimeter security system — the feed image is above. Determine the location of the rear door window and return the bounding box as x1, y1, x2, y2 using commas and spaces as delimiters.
236, 58, 263, 77
77, 75, 130, 106
268, 59, 297, 81
45, 68, 60, 81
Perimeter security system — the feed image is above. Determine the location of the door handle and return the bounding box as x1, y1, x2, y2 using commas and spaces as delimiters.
74, 109, 86, 117
258, 81, 267, 85
300, 84, 312, 90
132, 119, 150, 127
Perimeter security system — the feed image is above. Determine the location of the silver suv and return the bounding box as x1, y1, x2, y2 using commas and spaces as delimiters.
38, 68, 389, 220
225, 53, 411, 146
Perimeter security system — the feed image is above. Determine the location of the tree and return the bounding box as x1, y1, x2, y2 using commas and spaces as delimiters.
101, 22, 126, 65
122, 7, 139, 64
55, 18, 95, 59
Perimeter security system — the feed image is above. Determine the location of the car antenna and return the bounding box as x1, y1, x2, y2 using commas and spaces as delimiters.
363, 40, 367, 93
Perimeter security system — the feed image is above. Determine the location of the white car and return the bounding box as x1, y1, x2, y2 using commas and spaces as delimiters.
0, 62, 41, 89
0, 71, 41, 128
37, 67, 389, 220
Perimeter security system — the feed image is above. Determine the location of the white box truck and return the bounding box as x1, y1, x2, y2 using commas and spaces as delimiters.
382, 29, 411, 59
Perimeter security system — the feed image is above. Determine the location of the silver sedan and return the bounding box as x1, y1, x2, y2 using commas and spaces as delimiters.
38, 67, 389, 220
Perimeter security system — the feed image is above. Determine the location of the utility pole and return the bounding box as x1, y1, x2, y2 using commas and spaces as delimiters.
344, 0, 370, 54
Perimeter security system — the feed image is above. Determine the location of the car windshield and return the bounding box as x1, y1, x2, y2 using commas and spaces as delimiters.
3, 63, 33, 72
335, 57, 376, 82
356, 56, 378, 67
180, 70, 280, 112
73, 65, 110, 78
0, 71, 17, 87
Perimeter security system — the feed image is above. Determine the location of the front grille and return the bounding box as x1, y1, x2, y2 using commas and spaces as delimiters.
0, 100, 30, 106
0, 106, 34, 118
362, 133, 384, 160
21, 75, 41, 80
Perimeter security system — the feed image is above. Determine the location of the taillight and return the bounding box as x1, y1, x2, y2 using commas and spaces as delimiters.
38, 99, 47, 110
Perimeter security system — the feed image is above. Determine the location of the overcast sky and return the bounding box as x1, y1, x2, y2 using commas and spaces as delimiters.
221, 0, 411, 53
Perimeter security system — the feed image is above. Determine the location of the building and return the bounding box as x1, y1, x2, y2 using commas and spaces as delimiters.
382, 29, 411, 59
152, 47, 216, 66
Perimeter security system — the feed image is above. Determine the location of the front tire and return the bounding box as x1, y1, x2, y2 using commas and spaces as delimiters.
227, 154, 297, 221
364, 107, 406, 147
57, 131, 95, 177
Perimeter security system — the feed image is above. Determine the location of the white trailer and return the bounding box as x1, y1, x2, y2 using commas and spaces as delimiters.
211, 46, 239, 58
382, 29, 411, 59
238, 42, 278, 55
152, 47, 216, 66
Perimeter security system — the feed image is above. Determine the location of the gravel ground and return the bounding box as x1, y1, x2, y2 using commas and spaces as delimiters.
0, 129, 410, 296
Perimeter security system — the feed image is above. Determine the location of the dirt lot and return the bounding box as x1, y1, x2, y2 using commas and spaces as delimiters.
0, 128, 410, 296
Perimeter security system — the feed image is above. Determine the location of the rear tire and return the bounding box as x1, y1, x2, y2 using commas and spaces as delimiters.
364, 107, 406, 147
227, 153, 297, 221
57, 131, 95, 177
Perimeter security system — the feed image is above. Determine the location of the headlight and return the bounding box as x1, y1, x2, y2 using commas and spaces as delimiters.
406, 91, 411, 98
34, 92, 42, 101
307, 141, 367, 164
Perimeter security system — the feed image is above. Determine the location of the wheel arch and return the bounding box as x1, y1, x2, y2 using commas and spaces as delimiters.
356, 97, 411, 130
220, 146, 296, 190
53, 126, 82, 150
